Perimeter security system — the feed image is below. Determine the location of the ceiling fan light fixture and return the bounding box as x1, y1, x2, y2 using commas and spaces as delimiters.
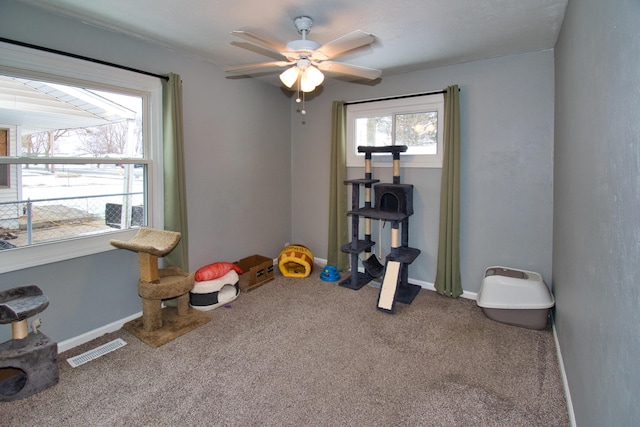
299, 64, 324, 92
300, 73, 317, 93
305, 65, 325, 86
279, 66, 299, 88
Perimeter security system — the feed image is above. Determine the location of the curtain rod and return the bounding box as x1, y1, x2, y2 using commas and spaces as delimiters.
345, 88, 458, 106
0, 37, 169, 81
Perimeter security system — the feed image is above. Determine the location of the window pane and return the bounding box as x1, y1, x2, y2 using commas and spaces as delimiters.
355, 116, 392, 150
0, 75, 147, 249
0, 163, 145, 247
346, 94, 444, 168
2, 78, 144, 158
395, 112, 438, 154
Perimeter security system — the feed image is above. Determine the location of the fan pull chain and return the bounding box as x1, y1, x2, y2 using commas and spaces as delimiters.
295, 77, 306, 114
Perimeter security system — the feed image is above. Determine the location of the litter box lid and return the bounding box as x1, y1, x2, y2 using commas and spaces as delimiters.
477, 268, 555, 310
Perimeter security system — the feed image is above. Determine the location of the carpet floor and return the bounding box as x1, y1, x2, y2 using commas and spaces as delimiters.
1, 267, 570, 426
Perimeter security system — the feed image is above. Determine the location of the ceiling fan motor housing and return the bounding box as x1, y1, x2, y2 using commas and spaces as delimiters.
286, 39, 321, 52
286, 16, 324, 60
294, 16, 313, 34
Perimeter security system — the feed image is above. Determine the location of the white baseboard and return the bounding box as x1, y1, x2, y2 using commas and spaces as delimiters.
349, 264, 479, 301
407, 276, 478, 300
57, 311, 141, 353
552, 319, 576, 427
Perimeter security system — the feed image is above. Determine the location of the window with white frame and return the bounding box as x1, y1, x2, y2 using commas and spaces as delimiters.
0, 42, 163, 273
346, 93, 444, 168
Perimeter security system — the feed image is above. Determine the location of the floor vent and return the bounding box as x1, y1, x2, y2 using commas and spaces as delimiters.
67, 338, 127, 368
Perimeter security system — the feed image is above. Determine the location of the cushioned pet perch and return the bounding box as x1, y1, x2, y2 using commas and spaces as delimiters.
190, 270, 240, 311
278, 244, 314, 278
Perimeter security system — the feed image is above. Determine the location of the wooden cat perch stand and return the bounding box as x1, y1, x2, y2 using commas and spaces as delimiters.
110, 228, 208, 347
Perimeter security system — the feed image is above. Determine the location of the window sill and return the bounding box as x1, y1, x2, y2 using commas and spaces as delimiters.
347, 157, 443, 168
0, 229, 138, 274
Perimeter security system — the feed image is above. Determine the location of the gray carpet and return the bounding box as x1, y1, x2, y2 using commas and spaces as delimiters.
1, 267, 569, 426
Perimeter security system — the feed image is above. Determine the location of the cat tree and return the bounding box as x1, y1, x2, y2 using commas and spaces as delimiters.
340, 145, 422, 313
0, 285, 58, 401
110, 227, 209, 347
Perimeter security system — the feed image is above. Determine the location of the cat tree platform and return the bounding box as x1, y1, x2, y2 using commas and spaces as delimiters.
0, 285, 58, 401
110, 228, 209, 347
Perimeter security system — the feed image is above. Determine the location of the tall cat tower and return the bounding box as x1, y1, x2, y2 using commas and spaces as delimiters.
340, 145, 422, 313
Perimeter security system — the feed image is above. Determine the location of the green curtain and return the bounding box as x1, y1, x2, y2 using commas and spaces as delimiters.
161, 73, 189, 270
327, 101, 349, 271
434, 85, 462, 298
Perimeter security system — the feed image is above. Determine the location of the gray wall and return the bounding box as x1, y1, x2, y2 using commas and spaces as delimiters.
291, 51, 555, 292
0, 1, 292, 344
554, 0, 640, 425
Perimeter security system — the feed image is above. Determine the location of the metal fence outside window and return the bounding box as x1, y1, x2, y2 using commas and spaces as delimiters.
0, 192, 144, 249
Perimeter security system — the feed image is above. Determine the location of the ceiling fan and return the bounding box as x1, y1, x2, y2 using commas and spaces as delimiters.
226, 16, 382, 95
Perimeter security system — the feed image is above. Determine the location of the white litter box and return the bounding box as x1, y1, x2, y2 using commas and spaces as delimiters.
476, 266, 554, 330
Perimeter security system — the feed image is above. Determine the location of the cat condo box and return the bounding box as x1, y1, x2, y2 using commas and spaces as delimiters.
235, 254, 274, 292
476, 266, 555, 330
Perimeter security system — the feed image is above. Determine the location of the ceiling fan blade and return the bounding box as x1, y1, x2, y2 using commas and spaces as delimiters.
317, 61, 382, 80
226, 60, 293, 73
316, 30, 375, 60
230, 30, 289, 56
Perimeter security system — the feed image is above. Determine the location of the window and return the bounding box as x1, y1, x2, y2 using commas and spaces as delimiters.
346, 94, 444, 168
0, 42, 163, 273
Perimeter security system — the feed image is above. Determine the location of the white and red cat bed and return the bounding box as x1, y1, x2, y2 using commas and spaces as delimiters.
189, 262, 242, 311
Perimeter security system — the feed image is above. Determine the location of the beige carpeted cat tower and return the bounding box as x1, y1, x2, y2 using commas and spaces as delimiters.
0, 285, 58, 401
110, 228, 210, 347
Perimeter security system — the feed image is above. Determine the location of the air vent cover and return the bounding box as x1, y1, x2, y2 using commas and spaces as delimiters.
67, 338, 127, 368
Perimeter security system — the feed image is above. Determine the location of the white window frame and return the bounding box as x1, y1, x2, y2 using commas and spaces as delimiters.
346, 94, 444, 168
0, 41, 164, 274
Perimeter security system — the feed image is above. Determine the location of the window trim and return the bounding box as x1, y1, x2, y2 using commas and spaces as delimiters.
346, 94, 444, 168
0, 41, 164, 274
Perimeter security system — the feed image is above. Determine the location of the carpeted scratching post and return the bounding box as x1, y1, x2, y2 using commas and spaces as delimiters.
110, 228, 210, 347
0, 285, 58, 401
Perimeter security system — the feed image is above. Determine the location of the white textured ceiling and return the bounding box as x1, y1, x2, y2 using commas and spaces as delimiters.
15, 0, 567, 85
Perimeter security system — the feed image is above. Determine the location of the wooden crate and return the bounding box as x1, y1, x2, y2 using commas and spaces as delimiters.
235, 254, 274, 292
